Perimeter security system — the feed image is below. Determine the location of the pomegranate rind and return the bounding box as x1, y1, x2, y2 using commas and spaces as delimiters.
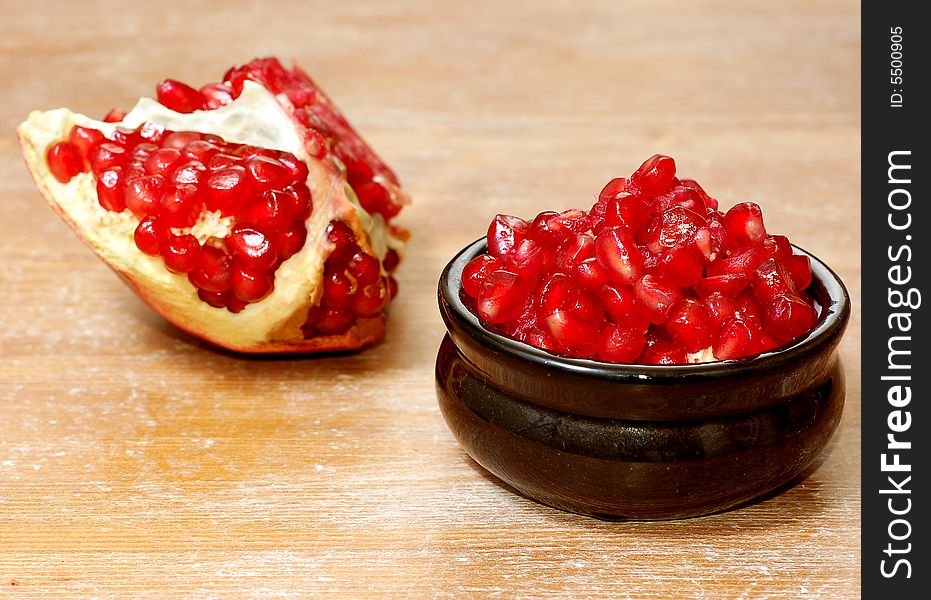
17, 82, 403, 353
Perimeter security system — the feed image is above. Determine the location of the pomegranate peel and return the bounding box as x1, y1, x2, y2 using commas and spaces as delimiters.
19, 66, 407, 353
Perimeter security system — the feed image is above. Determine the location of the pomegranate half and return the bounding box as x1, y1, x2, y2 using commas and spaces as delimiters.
17, 58, 409, 353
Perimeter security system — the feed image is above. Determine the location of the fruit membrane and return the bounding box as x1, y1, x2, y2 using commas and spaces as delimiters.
18, 58, 409, 353
461, 154, 818, 364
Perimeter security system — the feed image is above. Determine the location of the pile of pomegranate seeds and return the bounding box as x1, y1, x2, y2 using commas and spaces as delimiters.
461, 155, 818, 364
47, 123, 313, 312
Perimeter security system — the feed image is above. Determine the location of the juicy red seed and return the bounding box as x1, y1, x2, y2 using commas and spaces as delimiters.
462, 254, 502, 298
199, 83, 234, 109
505, 238, 553, 283
68, 125, 106, 167
322, 267, 355, 308
751, 258, 797, 304
630, 154, 676, 197
207, 153, 241, 171
188, 246, 232, 293
225, 226, 278, 272
724, 202, 767, 249
600, 282, 650, 333
90, 143, 127, 174
598, 177, 628, 201
762, 235, 792, 261
574, 258, 610, 289
162, 234, 201, 274
246, 155, 294, 188
641, 207, 705, 254
276, 152, 310, 183
203, 166, 252, 215
487, 214, 530, 260
383, 248, 401, 272
124, 174, 165, 217
665, 297, 715, 353
281, 183, 313, 222
352, 281, 388, 317
706, 247, 765, 277
355, 181, 391, 215
312, 307, 354, 335
387, 276, 399, 299
703, 292, 739, 326
556, 234, 595, 271
347, 250, 381, 286
170, 160, 208, 188
96, 167, 126, 212
633, 274, 681, 324
595, 227, 643, 284
144, 148, 182, 176
159, 184, 203, 228
545, 209, 592, 238
713, 313, 767, 360
657, 246, 703, 287
326, 221, 357, 260
477, 270, 528, 324
605, 192, 651, 233
762, 294, 818, 342
133, 216, 166, 256
231, 268, 274, 302
597, 324, 646, 363
183, 140, 221, 162
783, 254, 813, 290
277, 222, 308, 261
46, 141, 84, 183
694, 273, 750, 298
542, 310, 600, 357
638, 332, 686, 365
156, 79, 204, 113
527, 211, 561, 244
198, 289, 230, 308
346, 157, 375, 185
537, 273, 577, 317
237, 189, 292, 232
162, 131, 202, 150
130, 143, 158, 162
103, 108, 126, 123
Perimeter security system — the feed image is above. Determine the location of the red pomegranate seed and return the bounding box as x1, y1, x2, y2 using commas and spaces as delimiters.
281, 183, 312, 222
162, 234, 201, 274
713, 313, 767, 360
703, 292, 739, 326
477, 270, 528, 324
238, 189, 292, 232
188, 245, 232, 293
347, 250, 381, 286
103, 108, 127, 123
597, 324, 647, 363
156, 79, 204, 113
246, 155, 294, 188
169, 160, 208, 188
600, 282, 650, 333
657, 246, 703, 287
630, 154, 676, 197
542, 310, 599, 357
322, 267, 355, 308
605, 192, 651, 233
355, 181, 391, 216
487, 214, 530, 260
640, 207, 705, 254
533, 209, 591, 242
706, 247, 765, 277
762, 234, 792, 261
555, 234, 595, 271
505, 238, 553, 283
144, 148, 182, 177
68, 125, 105, 168
724, 202, 766, 249
694, 273, 750, 298
665, 297, 714, 353
130, 142, 158, 162
159, 184, 203, 228
276, 153, 310, 184
124, 174, 165, 217
639, 331, 687, 365
736, 290, 763, 319
536, 273, 577, 317
462, 254, 502, 298
204, 166, 252, 215
595, 226, 643, 284
207, 153, 240, 171
387, 275, 399, 299
277, 222, 308, 261
679, 178, 717, 210
182, 140, 221, 163
783, 254, 813, 290
133, 216, 166, 256
574, 258, 610, 289
90, 143, 127, 175
312, 307, 354, 335
598, 177, 627, 201
383, 248, 401, 272
352, 281, 388, 317
198, 289, 230, 308
750, 258, 797, 304
762, 294, 817, 343
226, 226, 278, 272
231, 268, 274, 302
46, 141, 84, 183
162, 131, 202, 150
633, 274, 681, 324
199, 83, 234, 109
96, 167, 125, 212
326, 221, 357, 261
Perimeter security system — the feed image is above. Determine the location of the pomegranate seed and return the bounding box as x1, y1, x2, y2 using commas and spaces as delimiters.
103, 108, 126, 123
713, 313, 767, 361
574, 258, 611, 289
144, 148, 183, 177
634, 274, 681, 324
162, 131, 202, 150
600, 282, 650, 332
124, 174, 165, 218
322, 267, 356, 308
281, 183, 312, 221
226, 226, 278, 272
605, 192, 651, 233
182, 140, 221, 163
762, 235, 792, 261
555, 234, 595, 271
162, 234, 201, 274
67, 125, 105, 167
198, 289, 230, 308
477, 270, 528, 324
156, 79, 204, 113
231, 268, 274, 302
275, 152, 310, 183
312, 307, 354, 335
277, 222, 308, 261
533, 209, 591, 241
238, 189, 292, 232
246, 155, 293, 188
679, 178, 717, 210
598, 177, 628, 201
203, 166, 252, 215
487, 214, 529, 260
207, 153, 241, 171
750, 258, 797, 304
665, 297, 715, 353
703, 292, 739, 326
169, 160, 208, 188
630, 154, 676, 197
505, 238, 553, 283
347, 250, 381, 286
188, 246, 232, 293
46, 141, 84, 183
133, 216, 166, 256
706, 247, 765, 277
639, 331, 687, 365
326, 221, 357, 260
656, 246, 703, 287
130, 142, 158, 162
597, 324, 646, 363
724, 202, 766, 249
199, 83, 234, 109
90, 143, 127, 174
640, 207, 705, 254
462, 254, 502, 298
352, 281, 388, 317
96, 167, 125, 212
355, 181, 390, 215
537, 273, 577, 317
383, 248, 401, 272
542, 310, 599, 357
387, 275, 399, 299
762, 293, 817, 343
595, 226, 643, 284
159, 184, 203, 228
694, 273, 749, 298
783, 254, 813, 290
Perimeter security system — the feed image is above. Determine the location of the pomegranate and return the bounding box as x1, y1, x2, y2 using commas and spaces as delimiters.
17, 58, 409, 353
461, 154, 818, 364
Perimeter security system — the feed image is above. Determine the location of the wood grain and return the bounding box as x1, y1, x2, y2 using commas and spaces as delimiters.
0, 1, 860, 597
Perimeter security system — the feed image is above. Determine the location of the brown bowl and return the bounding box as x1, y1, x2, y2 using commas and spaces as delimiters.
435, 239, 849, 520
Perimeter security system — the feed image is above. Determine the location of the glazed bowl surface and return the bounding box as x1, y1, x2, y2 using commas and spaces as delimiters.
435, 238, 849, 520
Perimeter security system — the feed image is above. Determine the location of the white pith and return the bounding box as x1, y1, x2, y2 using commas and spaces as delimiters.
17, 81, 404, 351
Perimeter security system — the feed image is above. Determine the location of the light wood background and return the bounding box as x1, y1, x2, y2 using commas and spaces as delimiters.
0, 1, 861, 597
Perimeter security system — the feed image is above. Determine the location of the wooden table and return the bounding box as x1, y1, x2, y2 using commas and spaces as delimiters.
0, 1, 861, 597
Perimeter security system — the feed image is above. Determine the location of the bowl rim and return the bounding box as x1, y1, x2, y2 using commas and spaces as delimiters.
439, 237, 850, 382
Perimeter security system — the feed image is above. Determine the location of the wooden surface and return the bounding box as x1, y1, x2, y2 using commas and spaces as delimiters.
0, 1, 861, 597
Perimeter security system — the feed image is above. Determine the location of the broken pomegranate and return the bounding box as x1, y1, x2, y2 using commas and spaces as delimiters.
461, 155, 818, 364
18, 57, 409, 353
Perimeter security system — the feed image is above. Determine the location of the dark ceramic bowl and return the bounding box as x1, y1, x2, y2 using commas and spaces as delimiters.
436, 238, 849, 520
